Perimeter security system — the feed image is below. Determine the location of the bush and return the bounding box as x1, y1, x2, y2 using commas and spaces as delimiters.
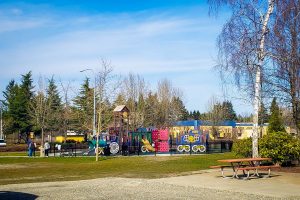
0, 144, 29, 152
66, 139, 76, 143
232, 138, 252, 157
259, 132, 300, 165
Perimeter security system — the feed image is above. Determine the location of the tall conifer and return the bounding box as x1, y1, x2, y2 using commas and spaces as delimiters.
18, 71, 34, 135
73, 78, 93, 132
46, 77, 62, 133
268, 98, 285, 132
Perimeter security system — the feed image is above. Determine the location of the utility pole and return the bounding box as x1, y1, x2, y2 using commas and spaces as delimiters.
96, 112, 101, 161
94, 73, 99, 162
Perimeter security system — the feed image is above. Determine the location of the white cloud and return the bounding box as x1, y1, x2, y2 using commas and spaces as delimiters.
0, 14, 217, 74
0, 7, 251, 113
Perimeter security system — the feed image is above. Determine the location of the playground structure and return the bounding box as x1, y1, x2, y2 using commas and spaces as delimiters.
175, 130, 207, 153
85, 106, 209, 156
37, 116, 236, 156
86, 128, 208, 155
86, 133, 119, 155
55, 135, 85, 143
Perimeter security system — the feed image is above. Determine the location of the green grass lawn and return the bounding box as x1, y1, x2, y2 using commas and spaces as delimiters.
0, 153, 237, 185
0, 151, 40, 156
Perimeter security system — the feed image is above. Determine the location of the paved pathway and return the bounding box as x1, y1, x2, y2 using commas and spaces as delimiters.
1, 170, 299, 200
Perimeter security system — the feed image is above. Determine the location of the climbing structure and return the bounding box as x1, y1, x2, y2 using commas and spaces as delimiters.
152, 129, 169, 152
113, 105, 130, 150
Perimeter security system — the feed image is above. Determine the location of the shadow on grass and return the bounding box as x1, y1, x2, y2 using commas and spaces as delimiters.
0, 191, 38, 200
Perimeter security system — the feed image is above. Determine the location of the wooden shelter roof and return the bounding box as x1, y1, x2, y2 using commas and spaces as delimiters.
113, 105, 129, 113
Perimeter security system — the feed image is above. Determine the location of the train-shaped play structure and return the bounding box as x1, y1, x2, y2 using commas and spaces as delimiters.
86, 129, 207, 155
84, 105, 208, 155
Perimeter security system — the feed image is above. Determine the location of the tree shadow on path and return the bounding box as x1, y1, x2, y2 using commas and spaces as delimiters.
0, 191, 38, 200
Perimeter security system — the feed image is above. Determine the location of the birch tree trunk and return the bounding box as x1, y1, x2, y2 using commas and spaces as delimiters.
252, 0, 275, 158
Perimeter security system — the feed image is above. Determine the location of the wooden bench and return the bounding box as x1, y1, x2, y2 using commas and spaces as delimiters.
236, 165, 280, 179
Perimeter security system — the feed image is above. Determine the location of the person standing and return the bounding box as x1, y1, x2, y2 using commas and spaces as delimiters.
33, 141, 37, 157
28, 140, 34, 157
44, 140, 50, 157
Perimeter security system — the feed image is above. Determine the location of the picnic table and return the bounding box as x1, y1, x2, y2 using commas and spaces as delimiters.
210, 157, 280, 179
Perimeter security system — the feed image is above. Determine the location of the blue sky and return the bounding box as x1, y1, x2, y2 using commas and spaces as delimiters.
0, 0, 252, 114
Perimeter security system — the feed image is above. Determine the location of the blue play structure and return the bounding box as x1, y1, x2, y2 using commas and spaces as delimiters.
176, 130, 207, 153
85, 133, 120, 155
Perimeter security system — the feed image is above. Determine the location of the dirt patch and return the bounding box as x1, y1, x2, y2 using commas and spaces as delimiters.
162, 170, 209, 178
0, 164, 28, 169
144, 156, 181, 162
0, 163, 51, 170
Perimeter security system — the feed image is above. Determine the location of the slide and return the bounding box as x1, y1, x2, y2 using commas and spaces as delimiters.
141, 139, 155, 152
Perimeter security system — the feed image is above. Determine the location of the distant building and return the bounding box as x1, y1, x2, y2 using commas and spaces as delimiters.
171, 120, 290, 140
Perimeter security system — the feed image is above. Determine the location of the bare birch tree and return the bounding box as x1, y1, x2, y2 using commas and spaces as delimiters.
267, 0, 300, 133
122, 73, 148, 128
95, 59, 119, 133
157, 79, 185, 127
206, 96, 225, 138
59, 80, 72, 142
209, 0, 275, 157
30, 76, 48, 146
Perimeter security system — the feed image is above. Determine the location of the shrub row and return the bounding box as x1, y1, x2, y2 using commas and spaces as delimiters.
232, 131, 300, 165
0, 144, 28, 152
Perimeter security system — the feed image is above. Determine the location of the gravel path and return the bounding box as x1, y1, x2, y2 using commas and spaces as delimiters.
1, 177, 298, 200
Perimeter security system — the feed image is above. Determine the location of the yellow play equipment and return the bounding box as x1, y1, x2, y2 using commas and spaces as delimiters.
141, 138, 155, 152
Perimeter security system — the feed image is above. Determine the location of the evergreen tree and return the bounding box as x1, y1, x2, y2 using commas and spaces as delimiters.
222, 101, 237, 121
258, 102, 269, 124
268, 98, 285, 132
73, 78, 93, 132
188, 111, 193, 119
18, 71, 34, 136
46, 77, 62, 133
2, 72, 35, 141
113, 94, 126, 106
192, 110, 197, 119
170, 97, 189, 121
189, 111, 193, 119
195, 111, 201, 120
200, 112, 209, 120
137, 93, 146, 127
144, 92, 159, 127
189, 110, 201, 120
2, 80, 19, 134
2, 80, 16, 110
236, 113, 253, 122
126, 97, 137, 129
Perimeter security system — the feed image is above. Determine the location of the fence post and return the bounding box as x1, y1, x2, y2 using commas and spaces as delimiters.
206, 140, 209, 154
170, 137, 172, 156
54, 143, 55, 157
75, 143, 76, 157
190, 142, 192, 155
72, 144, 74, 157
220, 141, 223, 153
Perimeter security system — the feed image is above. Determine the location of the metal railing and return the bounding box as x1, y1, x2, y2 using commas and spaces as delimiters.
47, 140, 233, 157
